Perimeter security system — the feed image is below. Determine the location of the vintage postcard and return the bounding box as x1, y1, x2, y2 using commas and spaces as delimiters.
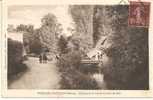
1, 0, 153, 97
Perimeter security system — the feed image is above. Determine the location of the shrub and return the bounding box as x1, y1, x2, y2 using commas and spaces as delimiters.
99, 5, 149, 90
57, 50, 82, 72
103, 29, 149, 90
8, 38, 27, 80
78, 63, 99, 74
57, 50, 99, 89
60, 69, 99, 89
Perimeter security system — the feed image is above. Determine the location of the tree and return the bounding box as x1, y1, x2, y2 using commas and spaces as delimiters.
23, 28, 42, 54
57, 35, 68, 54
8, 38, 27, 79
93, 6, 112, 46
41, 13, 57, 27
39, 13, 63, 53
26, 25, 34, 33
29, 29, 42, 54
69, 5, 94, 53
16, 24, 26, 32
102, 5, 149, 90
16, 24, 34, 33
7, 24, 15, 32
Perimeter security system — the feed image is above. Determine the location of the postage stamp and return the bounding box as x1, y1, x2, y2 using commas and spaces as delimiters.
128, 1, 150, 27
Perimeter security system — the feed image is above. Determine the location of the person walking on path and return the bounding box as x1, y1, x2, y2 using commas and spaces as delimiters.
39, 53, 43, 63
43, 52, 48, 63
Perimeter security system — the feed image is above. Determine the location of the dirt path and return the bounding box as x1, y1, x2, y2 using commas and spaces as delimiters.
8, 57, 61, 89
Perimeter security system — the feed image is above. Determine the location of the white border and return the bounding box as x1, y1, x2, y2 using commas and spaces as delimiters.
1, 0, 153, 97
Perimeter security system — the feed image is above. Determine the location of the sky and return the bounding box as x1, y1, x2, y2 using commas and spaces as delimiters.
8, 5, 73, 36
7, 0, 130, 36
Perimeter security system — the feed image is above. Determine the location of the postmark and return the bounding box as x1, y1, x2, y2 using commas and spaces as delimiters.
128, 1, 150, 27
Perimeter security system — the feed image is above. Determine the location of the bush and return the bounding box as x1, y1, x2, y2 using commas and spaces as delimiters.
78, 63, 99, 74
60, 69, 99, 89
57, 50, 82, 72
8, 38, 27, 80
97, 6, 149, 90
57, 50, 99, 89
103, 28, 149, 90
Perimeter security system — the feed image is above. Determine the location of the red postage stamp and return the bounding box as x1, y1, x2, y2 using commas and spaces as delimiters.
128, 1, 150, 27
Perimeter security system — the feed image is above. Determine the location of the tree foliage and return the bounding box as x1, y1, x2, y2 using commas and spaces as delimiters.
39, 13, 62, 53
8, 38, 27, 79
8, 24, 15, 32
69, 5, 94, 53
16, 24, 34, 33
101, 5, 149, 90
22, 13, 62, 55
57, 50, 98, 89
23, 28, 42, 54
93, 6, 113, 45
57, 35, 68, 54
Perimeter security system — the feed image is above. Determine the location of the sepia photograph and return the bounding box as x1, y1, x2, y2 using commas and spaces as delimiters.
7, 4, 149, 90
